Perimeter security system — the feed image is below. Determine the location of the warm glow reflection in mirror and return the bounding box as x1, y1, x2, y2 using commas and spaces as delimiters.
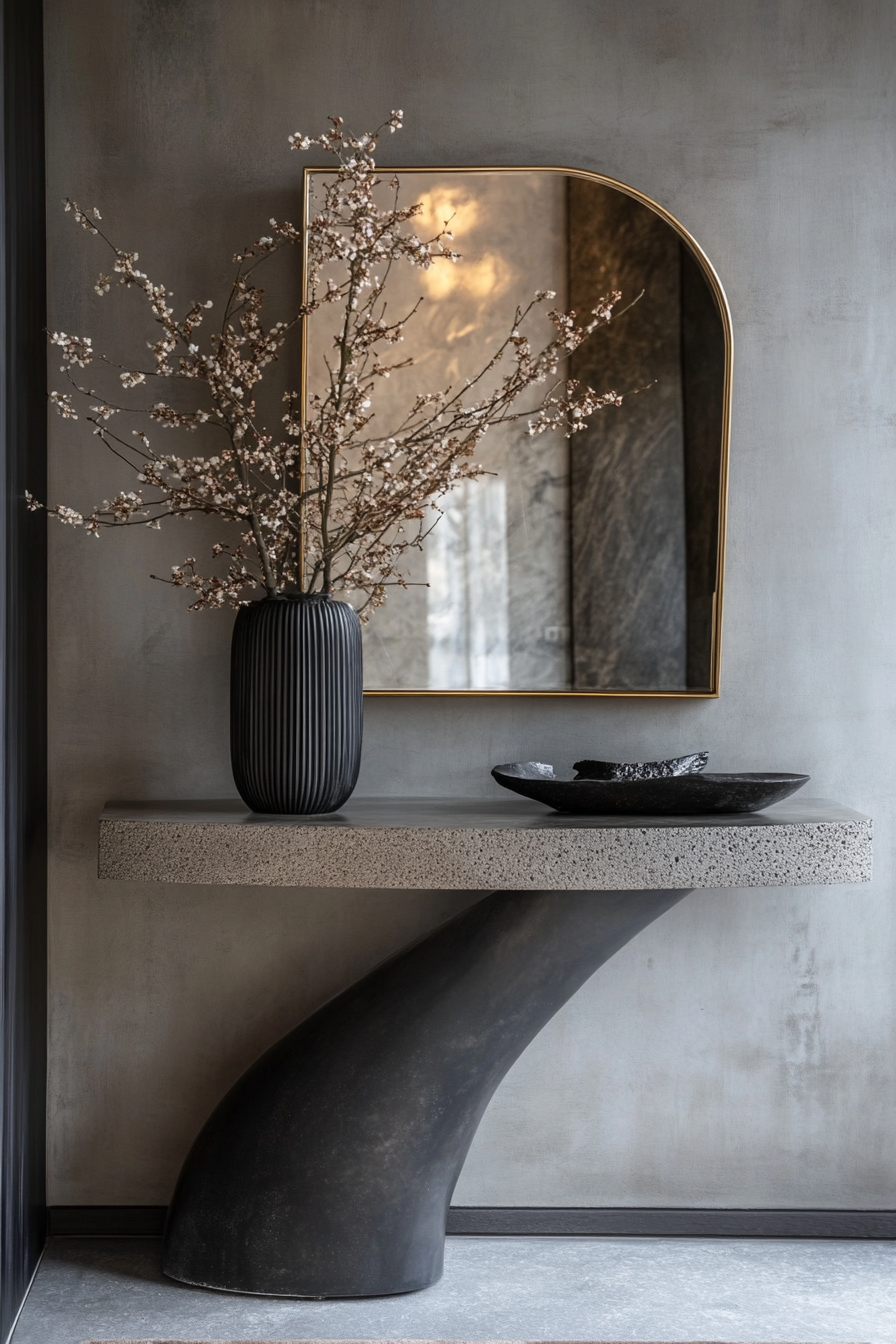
302, 168, 731, 697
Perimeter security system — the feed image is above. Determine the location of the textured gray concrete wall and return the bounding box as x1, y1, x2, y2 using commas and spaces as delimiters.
44, 0, 896, 1206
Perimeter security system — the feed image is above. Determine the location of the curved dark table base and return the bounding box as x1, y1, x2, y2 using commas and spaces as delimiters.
163, 886, 690, 1298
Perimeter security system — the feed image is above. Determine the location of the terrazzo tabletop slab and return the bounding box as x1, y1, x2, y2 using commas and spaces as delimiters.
98, 796, 872, 890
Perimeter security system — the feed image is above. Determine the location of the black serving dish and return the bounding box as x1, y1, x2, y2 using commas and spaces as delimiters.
491, 761, 810, 816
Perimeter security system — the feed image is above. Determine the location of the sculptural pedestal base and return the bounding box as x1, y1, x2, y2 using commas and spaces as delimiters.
162, 886, 689, 1298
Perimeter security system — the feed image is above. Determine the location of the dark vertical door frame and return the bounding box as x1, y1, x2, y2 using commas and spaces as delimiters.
0, 0, 48, 1339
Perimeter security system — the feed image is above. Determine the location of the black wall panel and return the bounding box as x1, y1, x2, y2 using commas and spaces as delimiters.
0, 0, 47, 1337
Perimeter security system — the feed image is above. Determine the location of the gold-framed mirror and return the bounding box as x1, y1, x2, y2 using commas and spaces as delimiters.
302, 167, 731, 697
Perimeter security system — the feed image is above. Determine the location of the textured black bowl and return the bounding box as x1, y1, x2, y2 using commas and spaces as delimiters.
491, 762, 810, 815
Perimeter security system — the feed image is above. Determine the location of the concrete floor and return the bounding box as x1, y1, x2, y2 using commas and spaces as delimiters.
9, 1236, 896, 1344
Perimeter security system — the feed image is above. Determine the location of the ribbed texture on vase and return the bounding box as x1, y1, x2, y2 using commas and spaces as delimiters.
230, 594, 363, 815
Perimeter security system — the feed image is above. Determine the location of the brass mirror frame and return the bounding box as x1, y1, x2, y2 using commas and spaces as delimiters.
301, 165, 733, 698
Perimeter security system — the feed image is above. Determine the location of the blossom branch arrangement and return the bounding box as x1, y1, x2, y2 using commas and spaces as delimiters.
35, 112, 626, 614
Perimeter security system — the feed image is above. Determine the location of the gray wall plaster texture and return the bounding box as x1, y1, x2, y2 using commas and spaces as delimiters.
44, 0, 896, 1207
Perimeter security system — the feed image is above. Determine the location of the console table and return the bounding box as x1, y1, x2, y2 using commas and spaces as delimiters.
99, 797, 872, 1300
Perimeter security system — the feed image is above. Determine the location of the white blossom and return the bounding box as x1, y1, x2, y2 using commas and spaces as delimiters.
50, 391, 78, 419
36, 113, 625, 613
50, 331, 93, 367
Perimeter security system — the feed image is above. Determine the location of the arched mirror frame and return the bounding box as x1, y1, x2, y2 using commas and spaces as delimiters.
301, 165, 733, 698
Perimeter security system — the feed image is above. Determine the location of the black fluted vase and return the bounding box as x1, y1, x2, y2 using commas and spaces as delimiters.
230, 593, 363, 815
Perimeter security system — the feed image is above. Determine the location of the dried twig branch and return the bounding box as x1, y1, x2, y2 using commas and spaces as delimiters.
35, 112, 625, 614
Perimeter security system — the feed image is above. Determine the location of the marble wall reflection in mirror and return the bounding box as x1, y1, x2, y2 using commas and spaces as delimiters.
303, 169, 731, 695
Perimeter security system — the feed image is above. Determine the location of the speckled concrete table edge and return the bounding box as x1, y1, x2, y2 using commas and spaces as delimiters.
97, 798, 873, 891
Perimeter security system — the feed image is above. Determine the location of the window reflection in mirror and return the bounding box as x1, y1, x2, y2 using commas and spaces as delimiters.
303, 169, 729, 695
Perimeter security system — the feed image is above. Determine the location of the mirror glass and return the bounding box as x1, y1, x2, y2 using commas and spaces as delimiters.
303, 169, 730, 695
